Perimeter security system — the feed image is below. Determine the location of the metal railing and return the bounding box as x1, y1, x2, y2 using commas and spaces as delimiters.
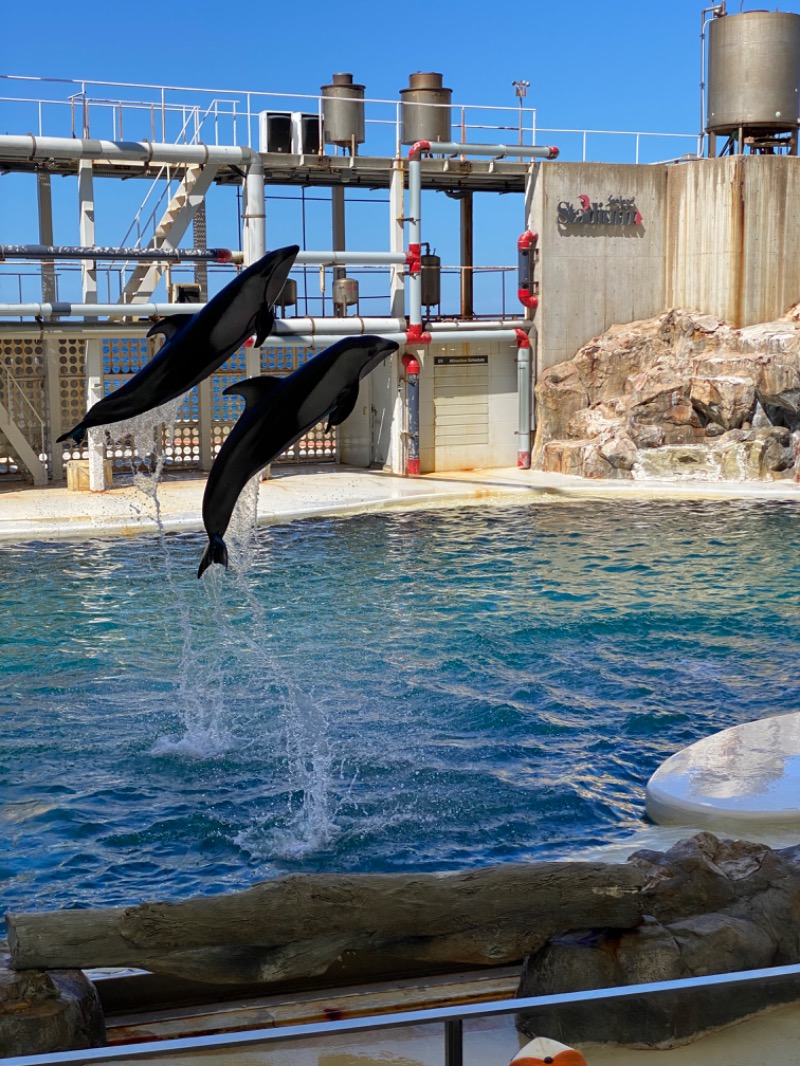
4, 961, 800, 1066
0, 74, 697, 165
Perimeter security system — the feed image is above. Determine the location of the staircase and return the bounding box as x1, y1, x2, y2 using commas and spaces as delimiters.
121, 163, 219, 304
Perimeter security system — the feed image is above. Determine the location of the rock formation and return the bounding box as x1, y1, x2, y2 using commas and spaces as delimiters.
534, 307, 800, 480
517, 833, 800, 1048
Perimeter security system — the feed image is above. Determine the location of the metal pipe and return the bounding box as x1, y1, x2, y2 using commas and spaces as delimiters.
407, 151, 424, 340
700, 4, 726, 157
401, 351, 421, 475
0, 246, 407, 266
0, 134, 259, 166
296, 250, 407, 265
515, 328, 532, 468
0, 244, 234, 262
408, 140, 559, 161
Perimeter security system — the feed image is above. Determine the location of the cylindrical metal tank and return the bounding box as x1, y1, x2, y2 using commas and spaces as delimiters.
321, 73, 365, 149
420, 254, 441, 307
707, 11, 800, 133
400, 72, 452, 145
333, 277, 358, 311
276, 278, 297, 308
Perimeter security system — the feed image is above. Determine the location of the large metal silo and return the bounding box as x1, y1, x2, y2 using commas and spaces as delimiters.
706, 9, 800, 154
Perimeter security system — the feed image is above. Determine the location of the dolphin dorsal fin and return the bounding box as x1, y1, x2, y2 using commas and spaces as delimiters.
223, 375, 283, 410
146, 313, 195, 341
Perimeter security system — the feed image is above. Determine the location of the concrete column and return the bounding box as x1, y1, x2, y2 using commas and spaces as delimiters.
78, 159, 107, 491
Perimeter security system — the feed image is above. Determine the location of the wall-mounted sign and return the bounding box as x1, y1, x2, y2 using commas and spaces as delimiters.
434, 355, 489, 366
557, 194, 643, 227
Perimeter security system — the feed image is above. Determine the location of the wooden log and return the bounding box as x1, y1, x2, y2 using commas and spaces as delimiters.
7, 863, 645, 980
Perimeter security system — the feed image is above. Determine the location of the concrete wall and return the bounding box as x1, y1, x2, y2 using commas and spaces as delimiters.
531, 162, 668, 371
532, 156, 800, 373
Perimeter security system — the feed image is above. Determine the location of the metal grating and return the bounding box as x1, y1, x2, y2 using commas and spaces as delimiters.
0, 333, 337, 480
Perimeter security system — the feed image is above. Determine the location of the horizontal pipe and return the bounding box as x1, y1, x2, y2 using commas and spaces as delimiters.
0, 134, 258, 166
295, 251, 407, 266
410, 140, 559, 160
0, 320, 529, 343
0, 244, 233, 262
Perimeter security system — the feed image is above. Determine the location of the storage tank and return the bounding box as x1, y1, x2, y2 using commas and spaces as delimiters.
400, 72, 452, 145
707, 10, 800, 142
321, 73, 365, 151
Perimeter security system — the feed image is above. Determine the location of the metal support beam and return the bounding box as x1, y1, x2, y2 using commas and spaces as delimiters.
331, 185, 346, 288
37, 173, 64, 479
460, 192, 473, 318
0, 397, 47, 486
78, 158, 107, 491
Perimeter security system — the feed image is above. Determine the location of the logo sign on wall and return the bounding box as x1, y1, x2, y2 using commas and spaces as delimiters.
557, 194, 643, 227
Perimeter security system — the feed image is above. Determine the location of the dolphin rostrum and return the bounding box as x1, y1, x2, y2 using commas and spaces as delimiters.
197, 335, 399, 578
57, 245, 299, 445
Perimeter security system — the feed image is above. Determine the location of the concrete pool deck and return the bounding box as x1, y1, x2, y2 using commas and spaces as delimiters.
1, 463, 799, 545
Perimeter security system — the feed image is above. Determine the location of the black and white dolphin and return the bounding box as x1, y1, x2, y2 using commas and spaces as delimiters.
57, 245, 299, 445
197, 335, 399, 578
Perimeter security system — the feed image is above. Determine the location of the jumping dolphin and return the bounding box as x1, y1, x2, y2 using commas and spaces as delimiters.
57, 245, 299, 445
197, 335, 399, 578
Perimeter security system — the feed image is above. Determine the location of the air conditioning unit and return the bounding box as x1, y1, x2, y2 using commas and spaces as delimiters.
258, 111, 321, 154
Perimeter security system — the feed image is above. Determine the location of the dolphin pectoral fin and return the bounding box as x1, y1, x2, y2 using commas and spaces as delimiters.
224, 375, 283, 410
146, 313, 195, 341
263, 244, 300, 307
56, 423, 86, 445
325, 384, 360, 432
253, 307, 275, 348
197, 534, 229, 578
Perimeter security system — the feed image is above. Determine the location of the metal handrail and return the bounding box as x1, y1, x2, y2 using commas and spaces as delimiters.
1, 362, 46, 456
4, 961, 800, 1066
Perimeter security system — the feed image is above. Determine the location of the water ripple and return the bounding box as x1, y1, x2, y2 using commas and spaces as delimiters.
2, 498, 800, 920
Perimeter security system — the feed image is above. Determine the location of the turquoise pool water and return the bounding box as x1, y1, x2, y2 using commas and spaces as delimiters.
2, 498, 800, 923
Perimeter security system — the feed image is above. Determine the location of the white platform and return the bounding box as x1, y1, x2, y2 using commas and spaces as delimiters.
646, 712, 800, 828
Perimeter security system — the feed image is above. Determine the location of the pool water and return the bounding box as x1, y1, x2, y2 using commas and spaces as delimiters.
2, 497, 800, 922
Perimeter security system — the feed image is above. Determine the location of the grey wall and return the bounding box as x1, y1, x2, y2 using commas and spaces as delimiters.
531, 156, 800, 373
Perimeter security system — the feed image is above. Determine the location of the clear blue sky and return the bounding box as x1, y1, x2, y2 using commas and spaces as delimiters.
2, 0, 800, 311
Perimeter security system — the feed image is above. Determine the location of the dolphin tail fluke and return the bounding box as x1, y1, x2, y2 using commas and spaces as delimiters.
197, 534, 229, 579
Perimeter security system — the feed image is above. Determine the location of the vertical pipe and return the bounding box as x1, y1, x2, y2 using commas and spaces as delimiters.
460, 192, 473, 318
78, 158, 107, 491
242, 156, 266, 378
389, 159, 406, 320
402, 352, 421, 476
516, 329, 532, 468
408, 153, 422, 329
